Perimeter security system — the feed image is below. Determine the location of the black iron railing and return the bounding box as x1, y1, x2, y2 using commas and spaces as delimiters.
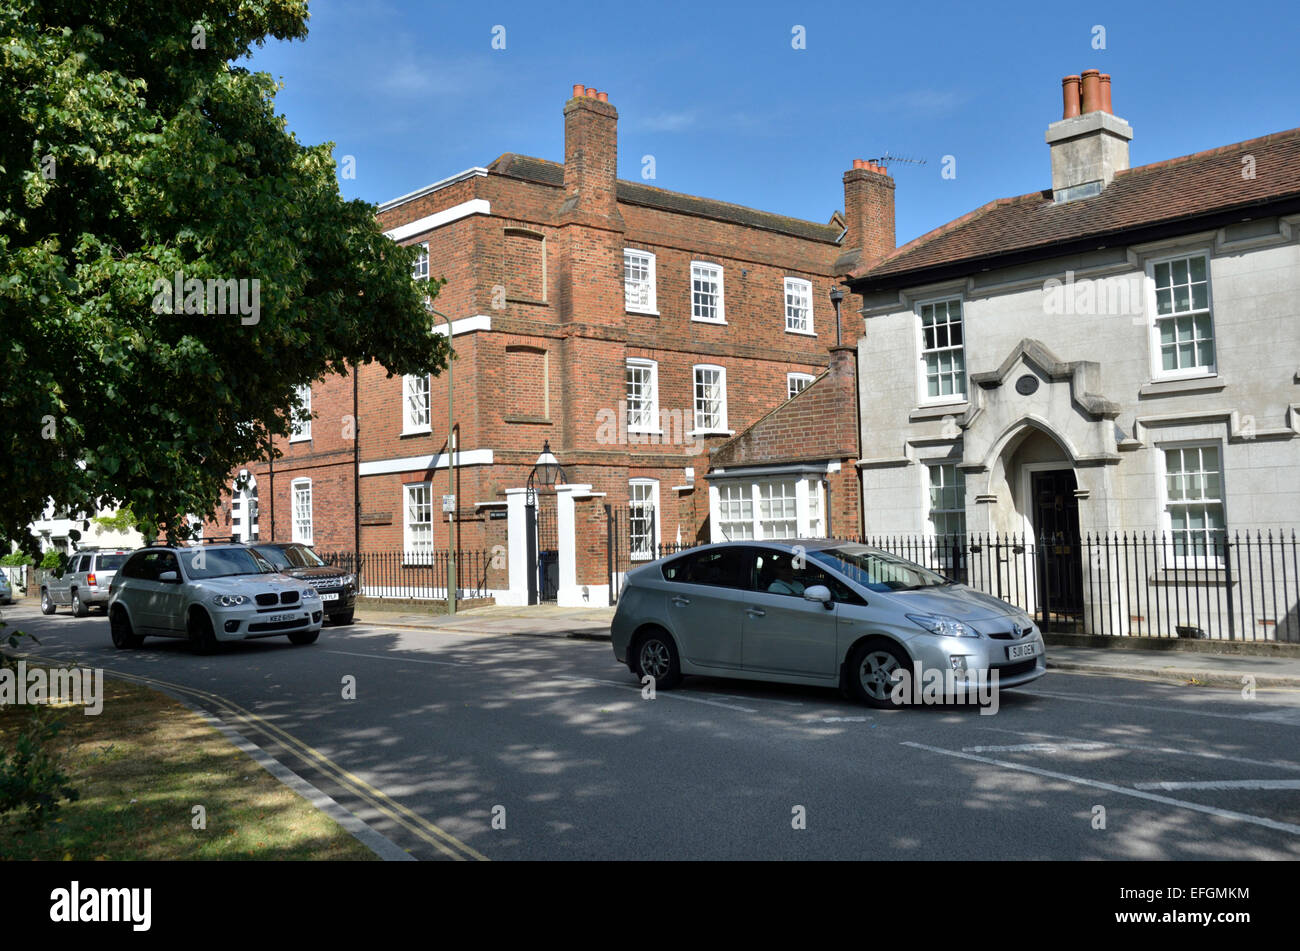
828, 531, 1299, 641
317, 550, 498, 601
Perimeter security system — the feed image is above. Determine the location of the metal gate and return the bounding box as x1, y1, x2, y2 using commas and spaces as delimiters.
529, 493, 558, 603
606, 503, 656, 604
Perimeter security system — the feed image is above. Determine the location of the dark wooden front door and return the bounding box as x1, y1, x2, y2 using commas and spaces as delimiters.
1031, 469, 1084, 624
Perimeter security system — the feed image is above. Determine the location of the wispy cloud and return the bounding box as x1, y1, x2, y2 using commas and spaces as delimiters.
876, 88, 970, 116
638, 111, 698, 132
373, 55, 498, 99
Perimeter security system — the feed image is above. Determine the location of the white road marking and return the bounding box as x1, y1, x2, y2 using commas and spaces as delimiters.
324, 649, 467, 667
962, 742, 1109, 753
902, 740, 1300, 837
550, 675, 759, 713
1018, 688, 1300, 725
975, 726, 1300, 773
1134, 779, 1300, 791
818, 716, 871, 723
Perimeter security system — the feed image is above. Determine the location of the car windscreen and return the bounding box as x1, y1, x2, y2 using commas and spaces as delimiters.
96, 554, 128, 571
809, 546, 950, 592
283, 544, 326, 568
252, 546, 292, 570
183, 547, 274, 579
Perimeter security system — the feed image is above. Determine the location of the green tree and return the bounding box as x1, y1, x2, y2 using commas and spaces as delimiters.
90, 505, 139, 536
0, 1, 449, 552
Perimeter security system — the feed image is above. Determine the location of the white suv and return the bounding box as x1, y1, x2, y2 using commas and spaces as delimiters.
108, 545, 323, 653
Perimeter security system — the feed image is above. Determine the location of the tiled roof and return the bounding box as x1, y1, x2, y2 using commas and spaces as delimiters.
488, 153, 842, 243
851, 126, 1300, 287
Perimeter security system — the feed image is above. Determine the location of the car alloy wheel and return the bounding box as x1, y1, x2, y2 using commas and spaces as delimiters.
41, 589, 56, 615
110, 608, 143, 649
189, 609, 219, 655
847, 641, 910, 708
640, 640, 671, 680
633, 629, 681, 689
72, 591, 88, 617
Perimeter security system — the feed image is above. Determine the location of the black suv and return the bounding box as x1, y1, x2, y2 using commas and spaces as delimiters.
249, 543, 356, 625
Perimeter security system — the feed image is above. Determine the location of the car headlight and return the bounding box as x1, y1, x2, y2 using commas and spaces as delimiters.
341, 574, 355, 588
906, 614, 980, 638
211, 594, 248, 607
301, 587, 319, 600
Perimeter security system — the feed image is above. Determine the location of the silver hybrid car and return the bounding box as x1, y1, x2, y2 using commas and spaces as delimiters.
611, 540, 1046, 707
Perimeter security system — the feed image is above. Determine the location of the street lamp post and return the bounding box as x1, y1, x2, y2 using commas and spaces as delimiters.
525, 441, 565, 605
427, 305, 456, 615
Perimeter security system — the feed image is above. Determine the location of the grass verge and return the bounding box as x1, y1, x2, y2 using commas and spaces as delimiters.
0, 672, 378, 860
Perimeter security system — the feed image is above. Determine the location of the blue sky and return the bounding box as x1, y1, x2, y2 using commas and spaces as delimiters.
248, 0, 1300, 244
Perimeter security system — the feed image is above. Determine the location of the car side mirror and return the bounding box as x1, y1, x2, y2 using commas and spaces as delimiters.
803, 585, 833, 608
158, 571, 179, 583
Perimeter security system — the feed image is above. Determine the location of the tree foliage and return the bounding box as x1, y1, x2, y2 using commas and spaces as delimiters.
1, 1, 450, 551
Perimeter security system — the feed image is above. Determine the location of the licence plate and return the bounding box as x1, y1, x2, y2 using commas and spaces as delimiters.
1008, 642, 1038, 661
320, 593, 338, 602
268, 613, 296, 623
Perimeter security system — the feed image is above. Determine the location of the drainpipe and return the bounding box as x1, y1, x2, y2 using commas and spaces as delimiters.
267, 436, 275, 541
353, 368, 361, 561
428, 306, 457, 615
830, 288, 844, 347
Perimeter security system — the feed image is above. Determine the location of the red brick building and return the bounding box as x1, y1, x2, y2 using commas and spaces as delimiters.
204, 84, 895, 603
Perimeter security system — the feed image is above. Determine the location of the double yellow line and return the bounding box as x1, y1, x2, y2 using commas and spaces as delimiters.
25, 653, 488, 862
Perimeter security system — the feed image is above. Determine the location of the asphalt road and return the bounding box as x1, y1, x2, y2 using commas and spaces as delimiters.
6, 602, 1300, 860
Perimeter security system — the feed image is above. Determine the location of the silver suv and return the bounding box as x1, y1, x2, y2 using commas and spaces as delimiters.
611, 540, 1046, 708
108, 545, 323, 653
41, 549, 132, 616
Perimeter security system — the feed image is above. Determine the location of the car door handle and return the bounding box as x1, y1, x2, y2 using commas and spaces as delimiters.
746, 607, 766, 617
672, 596, 691, 606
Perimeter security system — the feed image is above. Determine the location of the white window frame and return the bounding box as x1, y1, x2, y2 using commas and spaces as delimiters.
623, 249, 658, 315
402, 374, 431, 434
711, 476, 824, 542
629, 479, 661, 561
787, 372, 815, 399
690, 261, 726, 324
403, 482, 435, 564
1157, 441, 1227, 568
784, 277, 814, 335
1145, 251, 1216, 381
757, 480, 799, 540
412, 241, 429, 281
291, 478, 313, 545
625, 359, 660, 434
716, 482, 756, 541
915, 296, 967, 405
923, 462, 967, 540
290, 384, 312, 442
692, 364, 728, 434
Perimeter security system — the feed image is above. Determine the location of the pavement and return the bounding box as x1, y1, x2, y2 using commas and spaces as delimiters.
351, 600, 1300, 688
354, 601, 617, 640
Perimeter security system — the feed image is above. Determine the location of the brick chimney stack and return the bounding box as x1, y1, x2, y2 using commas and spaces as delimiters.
836, 159, 896, 275
561, 84, 622, 225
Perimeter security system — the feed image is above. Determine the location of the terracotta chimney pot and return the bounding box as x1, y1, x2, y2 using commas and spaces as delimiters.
596, 91, 609, 102
572, 83, 585, 98
1061, 75, 1082, 118
1080, 69, 1101, 113
1099, 73, 1112, 113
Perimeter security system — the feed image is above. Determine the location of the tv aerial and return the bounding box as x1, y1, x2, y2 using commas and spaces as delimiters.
869, 152, 928, 168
